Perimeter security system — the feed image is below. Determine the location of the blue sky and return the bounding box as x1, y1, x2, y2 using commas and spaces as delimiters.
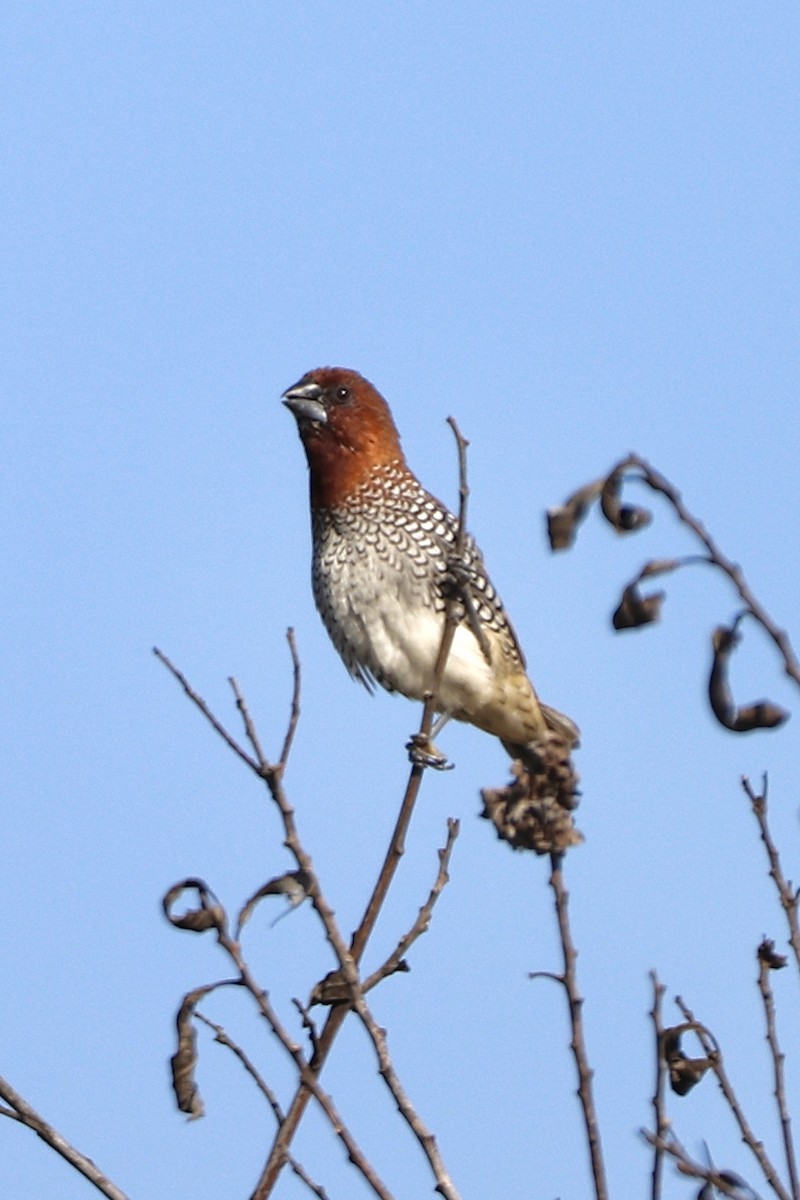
2, 4, 799, 1198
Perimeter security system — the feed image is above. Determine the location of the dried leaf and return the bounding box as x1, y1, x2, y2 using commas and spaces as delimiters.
171, 984, 218, 1119
236, 869, 311, 935
668, 1055, 711, 1095
661, 1024, 712, 1096
600, 469, 652, 534
709, 624, 790, 733
546, 480, 603, 550
309, 970, 352, 1008
163, 878, 226, 934
758, 938, 787, 969
546, 506, 577, 551
728, 702, 790, 732
612, 583, 665, 630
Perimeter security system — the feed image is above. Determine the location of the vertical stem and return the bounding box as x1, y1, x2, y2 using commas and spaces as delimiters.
549, 852, 608, 1200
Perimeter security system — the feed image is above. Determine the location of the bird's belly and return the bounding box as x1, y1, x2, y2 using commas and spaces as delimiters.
314, 533, 545, 744
317, 553, 495, 706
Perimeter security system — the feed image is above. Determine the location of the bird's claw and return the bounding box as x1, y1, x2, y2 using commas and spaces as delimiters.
442, 553, 474, 596
406, 733, 454, 771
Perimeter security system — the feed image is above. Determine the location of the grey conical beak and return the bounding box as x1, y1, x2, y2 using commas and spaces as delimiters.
282, 382, 328, 424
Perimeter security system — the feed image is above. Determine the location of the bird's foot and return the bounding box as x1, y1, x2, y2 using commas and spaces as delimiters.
442, 553, 474, 594
406, 733, 454, 770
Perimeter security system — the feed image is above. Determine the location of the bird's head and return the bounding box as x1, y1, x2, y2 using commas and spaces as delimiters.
282, 367, 405, 508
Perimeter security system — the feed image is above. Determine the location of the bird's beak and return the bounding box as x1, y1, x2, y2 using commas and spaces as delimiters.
282, 382, 328, 425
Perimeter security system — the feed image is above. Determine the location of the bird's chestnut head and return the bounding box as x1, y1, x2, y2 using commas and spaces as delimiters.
283, 367, 406, 508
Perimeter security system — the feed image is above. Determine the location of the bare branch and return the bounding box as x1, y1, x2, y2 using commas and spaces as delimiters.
194, 1012, 331, 1199
0, 1075, 130, 1200
253, 418, 473, 1198
230, 675, 270, 771
277, 627, 302, 771
363, 818, 459, 992
547, 852, 608, 1200
351, 991, 460, 1200
743, 776, 800, 973
648, 971, 668, 1200
756, 941, 799, 1200
217, 928, 396, 1200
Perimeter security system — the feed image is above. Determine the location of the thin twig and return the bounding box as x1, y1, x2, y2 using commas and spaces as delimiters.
195, 1010, 285, 1123
277, 628, 302, 771
756, 950, 800, 1200
194, 1012, 330, 1199
743, 775, 800, 973
352, 991, 460, 1199
675, 996, 791, 1200
230, 679, 270, 772
0, 1075, 130, 1200
648, 971, 668, 1200
363, 818, 459, 992
547, 852, 608, 1200
153, 647, 260, 773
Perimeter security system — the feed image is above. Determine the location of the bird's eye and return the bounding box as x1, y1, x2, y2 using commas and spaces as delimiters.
335, 386, 351, 404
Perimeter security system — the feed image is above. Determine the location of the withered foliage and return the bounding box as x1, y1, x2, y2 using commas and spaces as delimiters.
661, 1023, 713, 1097
548, 453, 795, 734
710, 620, 789, 733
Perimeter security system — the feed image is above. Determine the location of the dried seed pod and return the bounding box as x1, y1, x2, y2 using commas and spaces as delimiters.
480, 735, 582, 854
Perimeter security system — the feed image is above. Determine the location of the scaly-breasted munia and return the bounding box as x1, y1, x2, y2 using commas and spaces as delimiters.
283, 367, 578, 762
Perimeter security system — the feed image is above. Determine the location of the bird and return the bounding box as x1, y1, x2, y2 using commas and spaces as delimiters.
282, 366, 579, 763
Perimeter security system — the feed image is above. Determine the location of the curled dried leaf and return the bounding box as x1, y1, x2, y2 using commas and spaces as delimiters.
171, 984, 218, 1119
709, 624, 790, 733
546, 507, 577, 551
236, 869, 312, 935
600, 468, 652, 534
546, 479, 603, 550
758, 938, 787, 970
661, 1024, 713, 1096
728, 702, 790, 732
163, 878, 227, 934
668, 1055, 711, 1096
612, 583, 665, 630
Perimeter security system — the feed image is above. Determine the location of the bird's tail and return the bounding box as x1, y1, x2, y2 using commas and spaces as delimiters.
500, 700, 579, 766
541, 702, 581, 749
